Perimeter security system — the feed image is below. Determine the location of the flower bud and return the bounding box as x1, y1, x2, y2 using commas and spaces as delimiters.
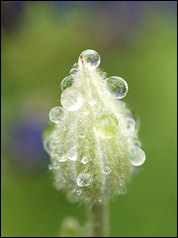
43, 50, 146, 204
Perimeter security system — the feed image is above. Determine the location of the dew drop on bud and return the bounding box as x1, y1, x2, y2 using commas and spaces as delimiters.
53, 146, 67, 162
77, 173, 92, 187
79, 133, 85, 139
50, 140, 57, 148
126, 118, 136, 133
88, 100, 96, 106
61, 76, 74, 91
78, 49, 101, 70
60, 88, 84, 111
95, 114, 119, 138
81, 156, 88, 164
49, 106, 64, 124
129, 147, 146, 166
102, 72, 107, 78
54, 153, 67, 162
76, 190, 82, 195
103, 166, 111, 174
43, 136, 53, 155
73, 62, 78, 68
48, 164, 53, 170
126, 136, 132, 142
107, 76, 128, 99
119, 185, 127, 195
70, 68, 78, 77
67, 147, 77, 161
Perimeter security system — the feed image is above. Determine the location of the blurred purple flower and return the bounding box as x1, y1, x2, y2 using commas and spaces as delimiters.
1, 1, 24, 32
6, 116, 49, 174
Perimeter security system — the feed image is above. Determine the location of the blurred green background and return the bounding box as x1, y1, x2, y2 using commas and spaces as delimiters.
1, 1, 177, 237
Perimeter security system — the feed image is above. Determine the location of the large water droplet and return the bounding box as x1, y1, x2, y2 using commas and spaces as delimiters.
77, 173, 92, 187
81, 156, 88, 164
61, 76, 74, 91
129, 147, 146, 166
78, 49, 101, 70
61, 87, 84, 111
49, 106, 64, 124
95, 114, 119, 138
107, 76, 128, 99
103, 166, 111, 174
67, 147, 77, 161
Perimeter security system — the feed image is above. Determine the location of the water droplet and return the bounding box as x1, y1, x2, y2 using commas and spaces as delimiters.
81, 156, 88, 164
126, 136, 132, 142
70, 68, 78, 76
107, 76, 128, 99
61, 87, 84, 111
73, 62, 78, 69
43, 136, 52, 155
125, 103, 140, 131
53, 146, 67, 162
67, 193, 78, 203
77, 173, 92, 187
78, 49, 101, 70
88, 100, 96, 106
61, 76, 74, 91
67, 147, 77, 161
134, 140, 142, 147
102, 72, 107, 78
50, 140, 57, 148
120, 101, 126, 107
53, 163, 60, 169
119, 185, 127, 195
120, 140, 125, 147
84, 110, 90, 115
76, 190, 82, 195
71, 175, 76, 181
79, 133, 85, 139
119, 117, 123, 122
71, 188, 76, 193
129, 148, 146, 166
54, 136, 61, 143
95, 114, 119, 138
126, 118, 136, 133
54, 153, 67, 162
49, 106, 64, 124
85, 198, 90, 203
103, 166, 111, 174
48, 164, 53, 170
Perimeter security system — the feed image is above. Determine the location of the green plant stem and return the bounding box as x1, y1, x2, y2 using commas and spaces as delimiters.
87, 202, 109, 237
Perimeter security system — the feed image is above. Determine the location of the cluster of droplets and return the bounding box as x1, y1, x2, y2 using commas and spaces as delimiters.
44, 49, 146, 204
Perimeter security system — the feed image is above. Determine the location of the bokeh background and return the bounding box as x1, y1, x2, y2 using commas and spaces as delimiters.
1, 1, 177, 237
